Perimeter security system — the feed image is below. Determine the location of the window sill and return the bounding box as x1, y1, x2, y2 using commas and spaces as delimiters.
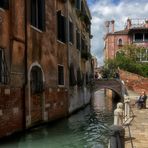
30, 25, 43, 33
69, 42, 74, 46
0, 8, 5, 12
58, 84, 65, 88
57, 40, 66, 45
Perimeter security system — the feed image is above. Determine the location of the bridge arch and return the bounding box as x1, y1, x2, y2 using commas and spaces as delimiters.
94, 79, 124, 101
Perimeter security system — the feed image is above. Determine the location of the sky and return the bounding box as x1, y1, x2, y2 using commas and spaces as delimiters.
87, 0, 148, 66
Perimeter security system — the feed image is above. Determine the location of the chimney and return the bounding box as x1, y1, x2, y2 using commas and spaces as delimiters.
111, 20, 115, 33
105, 21, 110, 33
127, 18, 131, 29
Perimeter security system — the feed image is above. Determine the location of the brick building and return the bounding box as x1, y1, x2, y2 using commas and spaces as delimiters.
0, 0, 92, 138
104, 18, 148, 61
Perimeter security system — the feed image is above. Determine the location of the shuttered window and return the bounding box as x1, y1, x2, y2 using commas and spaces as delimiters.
57, 11, 66, 43
0, 0, 9, 9
75, 0, 81, 10
58, 65, 64, 85
31, 0, 45, 31
0, 49, 9, 84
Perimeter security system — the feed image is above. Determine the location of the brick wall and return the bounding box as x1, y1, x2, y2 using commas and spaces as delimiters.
44, 87, 68, 121
0, 86, 24, 138
119, 69, 148, 95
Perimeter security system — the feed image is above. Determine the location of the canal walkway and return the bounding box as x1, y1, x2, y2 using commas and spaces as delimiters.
125, 90, 148, 148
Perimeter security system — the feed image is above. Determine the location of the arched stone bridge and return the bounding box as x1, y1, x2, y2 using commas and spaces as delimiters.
93, 79, 125, 100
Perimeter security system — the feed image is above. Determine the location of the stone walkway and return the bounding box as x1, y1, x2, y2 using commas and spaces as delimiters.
125, 90, 148, 148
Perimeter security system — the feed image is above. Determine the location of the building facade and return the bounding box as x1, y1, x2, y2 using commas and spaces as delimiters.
104, 18, 148, 62
0, 0, 92, 138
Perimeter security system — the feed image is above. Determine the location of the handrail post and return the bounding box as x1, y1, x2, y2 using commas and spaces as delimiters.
124, 95, 130, 121
109, 125, 125, 148
114, 102, 124, 125
108, 102, 125, 148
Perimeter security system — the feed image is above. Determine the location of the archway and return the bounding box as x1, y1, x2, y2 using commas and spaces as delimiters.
27, 62, 45, 126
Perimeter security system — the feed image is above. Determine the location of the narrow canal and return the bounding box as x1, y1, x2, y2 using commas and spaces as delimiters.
0, 89, 116, 148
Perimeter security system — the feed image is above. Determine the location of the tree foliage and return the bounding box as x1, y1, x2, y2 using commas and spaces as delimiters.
104, 44, 148, 78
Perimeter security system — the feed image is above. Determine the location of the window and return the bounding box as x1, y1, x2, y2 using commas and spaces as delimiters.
145, 33, 148, 41
69, 63, 76, 86
76, 30, 81, 50
69, 20, 74, 44
75, 0, 81, 10
118, 38, 123, 46
31, 0, 45, 31
0, 0, 9, 9
58, 65, 64, 85
0, 49, 9, 84
57, 11, 66, 43
31, 66, 44, 94
135, 33, 143, 42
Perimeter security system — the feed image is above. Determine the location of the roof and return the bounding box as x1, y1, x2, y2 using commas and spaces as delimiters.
105, 27, 148, 37
114, 30, 129, 35
128, 27, 148, 33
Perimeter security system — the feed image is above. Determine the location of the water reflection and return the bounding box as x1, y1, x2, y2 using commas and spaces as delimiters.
0, 89, 114, 148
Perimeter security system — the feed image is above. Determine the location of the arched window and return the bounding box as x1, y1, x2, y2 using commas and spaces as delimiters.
117, 38, 123, 46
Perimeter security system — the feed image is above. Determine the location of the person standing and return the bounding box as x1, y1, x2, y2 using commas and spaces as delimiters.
136, 91, 147, 109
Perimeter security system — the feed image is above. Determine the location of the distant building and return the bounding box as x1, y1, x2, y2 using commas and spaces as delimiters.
0, 0, 92, 138
104, 18, 148, 62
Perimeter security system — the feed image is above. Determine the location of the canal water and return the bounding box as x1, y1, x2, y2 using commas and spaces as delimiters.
0, 89, 114, 148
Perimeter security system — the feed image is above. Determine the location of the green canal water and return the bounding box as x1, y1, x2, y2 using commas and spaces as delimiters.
0, 90, 114, 148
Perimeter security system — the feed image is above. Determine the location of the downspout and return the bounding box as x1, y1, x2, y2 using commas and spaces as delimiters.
67, 1, 70, 80
67, 0, 70, 114
22, 0, 28, 129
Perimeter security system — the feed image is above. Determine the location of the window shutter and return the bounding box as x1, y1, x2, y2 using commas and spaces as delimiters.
57, 11, 62, 40
3, 0, 9, 9
76, 31, 80, 50
31, 0, 37, 27
61, 15, 66, 42
58, 65, 64, 85
38, 0, 45, 31
69, 21, 74, 43
0, 0, 9, 9
76, 0, 81, 10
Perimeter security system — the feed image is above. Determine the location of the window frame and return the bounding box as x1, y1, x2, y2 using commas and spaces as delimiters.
30, 0, 45, 31
57, 10, 67, 43
134, 33, 143, 42
117, 38, 123, 46
75, 0, 81, 10
0, 0, 9, 10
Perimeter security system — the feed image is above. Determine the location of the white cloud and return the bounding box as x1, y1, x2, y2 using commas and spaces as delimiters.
88, 0, 148, 66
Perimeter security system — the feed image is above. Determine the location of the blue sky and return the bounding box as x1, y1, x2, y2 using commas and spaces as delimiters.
87, 0, 148, 66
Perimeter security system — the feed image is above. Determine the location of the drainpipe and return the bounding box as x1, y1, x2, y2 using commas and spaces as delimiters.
67, 0, 70, 115
67, 1, 70, 79
23, 0, 28, 130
